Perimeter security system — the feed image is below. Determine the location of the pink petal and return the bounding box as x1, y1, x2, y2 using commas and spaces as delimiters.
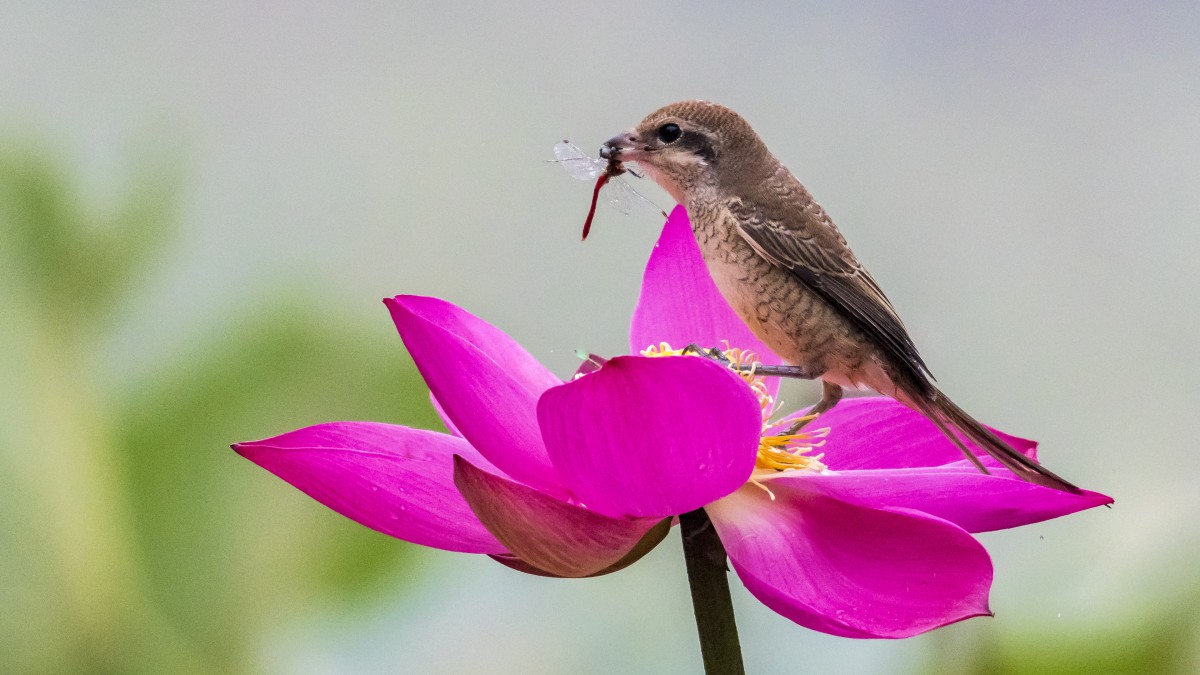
487, 518, 674, 578
630, 206, 783, 397
453, 456, 669, 577
386, 295, 563, 493
429, 392, 462, 437
537, 355, 761, 518
233, 422, 506, 554
487, 554, 560, 577
794, 467, 1113, 533
707, 482, 993, 638
813, 398, 1039, 470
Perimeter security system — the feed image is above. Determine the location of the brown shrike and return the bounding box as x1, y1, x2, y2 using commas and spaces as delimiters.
601, 100, 1076, 492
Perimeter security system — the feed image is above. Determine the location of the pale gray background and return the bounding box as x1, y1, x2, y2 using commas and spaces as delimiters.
3, 1, 1196, 672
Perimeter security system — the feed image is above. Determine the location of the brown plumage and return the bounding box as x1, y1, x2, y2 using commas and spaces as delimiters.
602, 100, 1078, 492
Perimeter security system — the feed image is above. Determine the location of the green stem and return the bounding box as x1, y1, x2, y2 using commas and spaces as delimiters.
680, 508, 745, 675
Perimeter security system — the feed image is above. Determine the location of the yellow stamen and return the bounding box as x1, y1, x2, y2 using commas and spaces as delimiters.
748, 477, 777, 501
640, 342, 689, 358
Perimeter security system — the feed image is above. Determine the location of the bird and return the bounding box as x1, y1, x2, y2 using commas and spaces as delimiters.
600, 100, 1078, 492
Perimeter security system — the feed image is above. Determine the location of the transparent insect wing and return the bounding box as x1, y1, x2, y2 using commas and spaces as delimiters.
621, 178, 666, 215
552, 140, 666, 220
605, 179, 638, 215
552, 141, 604, 181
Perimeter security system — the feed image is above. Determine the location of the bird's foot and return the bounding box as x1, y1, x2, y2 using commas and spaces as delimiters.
681, 343, 733, 364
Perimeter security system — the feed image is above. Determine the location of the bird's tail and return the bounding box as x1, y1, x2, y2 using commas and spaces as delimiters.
905, 388, 1080, 494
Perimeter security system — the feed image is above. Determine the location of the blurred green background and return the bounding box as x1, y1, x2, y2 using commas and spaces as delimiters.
1, 2, 1196, 673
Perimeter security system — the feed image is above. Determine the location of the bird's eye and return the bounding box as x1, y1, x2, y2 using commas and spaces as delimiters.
657, 123, 682, 144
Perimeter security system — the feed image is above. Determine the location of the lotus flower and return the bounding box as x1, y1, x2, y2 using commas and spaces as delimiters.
234, 206, 1112, 638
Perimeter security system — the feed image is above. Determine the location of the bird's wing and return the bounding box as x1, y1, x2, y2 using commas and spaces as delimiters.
724, 175, 935, 389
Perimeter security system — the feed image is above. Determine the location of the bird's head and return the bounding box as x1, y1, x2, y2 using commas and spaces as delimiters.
601, 100, 773, 205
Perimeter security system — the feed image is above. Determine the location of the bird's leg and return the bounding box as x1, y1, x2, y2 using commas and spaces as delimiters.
786, 381, 843, 434
740, 363, 820, 379
680, 344, 826, 380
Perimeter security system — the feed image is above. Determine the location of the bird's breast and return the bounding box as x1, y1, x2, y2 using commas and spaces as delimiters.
690, 204, 789, 338
687, 204, 877, 383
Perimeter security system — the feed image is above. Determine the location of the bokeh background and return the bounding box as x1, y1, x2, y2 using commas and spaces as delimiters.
2, 2, 1197, 673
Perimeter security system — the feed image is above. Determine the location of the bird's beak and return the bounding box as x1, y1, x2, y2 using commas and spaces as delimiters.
600, 132, 639, 161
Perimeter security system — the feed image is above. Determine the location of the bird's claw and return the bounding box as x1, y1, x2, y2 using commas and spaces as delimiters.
681, 343, 733, 365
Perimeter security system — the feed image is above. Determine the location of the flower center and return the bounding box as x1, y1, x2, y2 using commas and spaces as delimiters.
640, 342, 828, 475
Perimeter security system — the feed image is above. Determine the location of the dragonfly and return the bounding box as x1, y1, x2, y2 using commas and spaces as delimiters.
551, 140, 665, 240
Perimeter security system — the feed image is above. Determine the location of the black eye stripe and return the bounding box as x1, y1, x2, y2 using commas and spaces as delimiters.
657, 123, 682, 144
678, 131, 716, 163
